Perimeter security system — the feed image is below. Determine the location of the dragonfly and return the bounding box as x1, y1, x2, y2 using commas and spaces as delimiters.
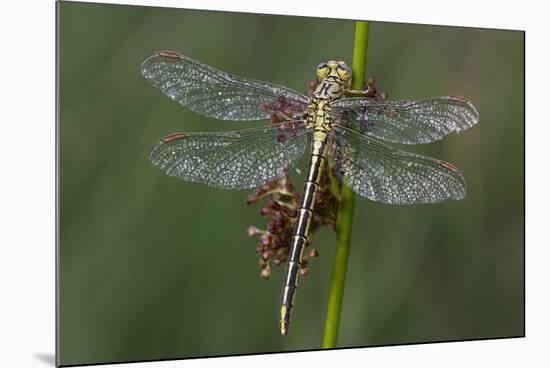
141, 51, 479, 336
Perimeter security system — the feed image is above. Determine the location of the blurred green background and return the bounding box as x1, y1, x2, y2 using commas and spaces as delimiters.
58, 1, 524, 366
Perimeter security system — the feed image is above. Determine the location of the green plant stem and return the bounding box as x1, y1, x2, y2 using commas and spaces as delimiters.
322, 21, 369, 349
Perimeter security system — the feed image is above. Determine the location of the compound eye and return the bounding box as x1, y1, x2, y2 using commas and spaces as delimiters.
316, 62, 329, 79
338, 62, 351, 74
337, 62, 351, 81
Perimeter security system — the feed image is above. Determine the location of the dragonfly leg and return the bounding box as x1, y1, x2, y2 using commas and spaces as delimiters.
345, 77, 377, 97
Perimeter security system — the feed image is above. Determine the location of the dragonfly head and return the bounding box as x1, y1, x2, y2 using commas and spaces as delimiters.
316, 60, 352, 84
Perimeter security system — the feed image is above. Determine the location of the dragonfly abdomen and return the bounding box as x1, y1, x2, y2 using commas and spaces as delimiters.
280, 129, 328, 335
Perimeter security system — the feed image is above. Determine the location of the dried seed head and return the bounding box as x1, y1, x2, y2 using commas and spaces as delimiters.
247, 161, 336, 279
246, 194, 257, 205
247, 226, 260, 237
307, 80, 318, 90
260, 233, 271, 246
260, 207, 273, 216
308, 249, 319, 258
367, 77, 375, 88
285, 208, 297, 218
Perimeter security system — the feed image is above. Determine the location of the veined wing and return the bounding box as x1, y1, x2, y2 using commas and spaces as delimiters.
329, 124, 468, 205
141, 51, 308, 121
150, 122, 309, 190
330, 96, 478, 144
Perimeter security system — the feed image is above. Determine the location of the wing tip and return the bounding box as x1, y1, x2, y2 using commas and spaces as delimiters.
160, 132, 188, 143
446, 95, 480, 128
158, 50, 184, 59
143, 50, 183, 60
449, 169, 469, 202
141, 50, 184, 77
438, 161, 461, 174
148, 132, 188, 164
148, 142, 163, 164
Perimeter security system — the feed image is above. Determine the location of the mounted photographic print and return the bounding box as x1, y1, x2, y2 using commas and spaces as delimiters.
56, 1, 524, 366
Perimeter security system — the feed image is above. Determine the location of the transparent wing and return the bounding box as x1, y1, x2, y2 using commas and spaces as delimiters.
330, 96, 479, 144
329, 124, 468, 205
141, 51, 308, 121
149, 122, 309, 190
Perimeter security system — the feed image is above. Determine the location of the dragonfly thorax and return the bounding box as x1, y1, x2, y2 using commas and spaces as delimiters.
305, 99, 333, 131
312, 79, 347, 100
